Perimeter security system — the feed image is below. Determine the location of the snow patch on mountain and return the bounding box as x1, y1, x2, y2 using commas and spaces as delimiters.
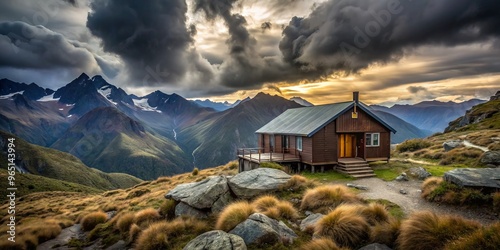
133, 98, 162, 113
0, 91, 24, 99
98, 86, 117, 105
38, 93, 60, 102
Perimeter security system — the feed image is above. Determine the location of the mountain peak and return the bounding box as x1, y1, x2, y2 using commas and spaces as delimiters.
77, 73, 90, 81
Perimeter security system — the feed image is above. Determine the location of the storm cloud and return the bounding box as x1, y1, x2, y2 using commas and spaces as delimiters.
279, 0, 500, 74
87, 0, 213, 86
0, 21, 106, 75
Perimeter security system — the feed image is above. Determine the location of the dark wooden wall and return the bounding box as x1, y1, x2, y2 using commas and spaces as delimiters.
336, 107, 387, 133
365, 132, 391, 159
312, 121, 337, 163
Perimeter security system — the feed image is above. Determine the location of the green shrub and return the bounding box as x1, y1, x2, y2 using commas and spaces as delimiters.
396, 139, 432, 152
192, 167, 199, 176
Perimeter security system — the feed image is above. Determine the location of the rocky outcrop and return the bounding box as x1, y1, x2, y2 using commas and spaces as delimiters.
165, 176, 233, 213
300, 213, 324, 232
227, 168, 291, 199
407, 167, 432, 180
229, 213, 298, 246
443, 140, 462, 152
443, 168, 500, 189
480, 151, 500, 167
183, 230, 247, 250
175, 202, 208, 219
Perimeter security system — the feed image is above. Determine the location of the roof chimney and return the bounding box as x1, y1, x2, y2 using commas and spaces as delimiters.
353, 91, 359, 104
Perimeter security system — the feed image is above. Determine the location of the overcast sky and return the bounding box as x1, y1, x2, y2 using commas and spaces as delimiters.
0, 0, 499, 105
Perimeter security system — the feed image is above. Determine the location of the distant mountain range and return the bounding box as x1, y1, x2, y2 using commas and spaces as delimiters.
370, 99, 485, 132
0, 73, 484, 179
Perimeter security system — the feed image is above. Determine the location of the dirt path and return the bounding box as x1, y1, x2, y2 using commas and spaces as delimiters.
344, 178, 498, 225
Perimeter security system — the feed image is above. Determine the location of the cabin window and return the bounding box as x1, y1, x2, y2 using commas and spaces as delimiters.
366, 133, 380, 147
296, 136, 303, 151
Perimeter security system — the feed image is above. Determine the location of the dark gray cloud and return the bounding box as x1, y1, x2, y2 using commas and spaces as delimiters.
407, 86, 427, 94
279, 0, 500, 74
0, 21, 106, 74
87, 0, 212, 86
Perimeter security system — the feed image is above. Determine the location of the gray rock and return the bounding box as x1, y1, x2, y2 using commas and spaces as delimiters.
408, 167, 432, 180
395, 173, 409, 182
183, 230, 247, 250
106, 240, 127, 250
228, 168, 291, 199
358, 243, 393, 250
443, 140, 462, 152
443, 168, 500, 189
165, 176, 232, 211
304, 211, 313, 216
300, 213, 324, 232
229, 213, 298, 246
480, 151, 500, 167
175, 202, 208, 219
399, 189, 407, 195
347, 183, 368, 190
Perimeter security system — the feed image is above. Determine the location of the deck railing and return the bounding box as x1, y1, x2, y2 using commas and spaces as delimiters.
237, 147, 294, 162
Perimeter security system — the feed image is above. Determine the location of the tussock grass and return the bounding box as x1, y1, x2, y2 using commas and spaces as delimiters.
397, 211, 481, 250
134, 208, 161, 226
361, 203, 390, 226
262, 200, 299, 220
280, 175, 318, 192
216, 201, 255, 232
300, 185, 360, 213
159, 199, 177, 220
299, 238, 348, 250
370, 217, 401, 248
260, 162, 285, 170
314, 204, 370, 249
422, 178, 493, 206
135, 217, 209, 250
253, 195, 279, 212
396, 139, 432, 152
81, 211, 108, 231
129, 223, 141, 242
445, 222, 500, 250
493, 192, 500, 213
126, 188, 151, 199
421, 177, 443, 199
116, 212, 135, 233
439, 147, 483, 166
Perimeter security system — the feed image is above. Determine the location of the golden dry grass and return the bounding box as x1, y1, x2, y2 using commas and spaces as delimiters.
397, 211, 481, 250
116, 212, 135, 233
370, 217, 401, 248
159, 199, 177, 220
135, 217, 210, 250
444, 222, 500, 250
421, 177, 443, 199
493, 192, 500, 213
216, 201, 255, 232
299, 238, 349, 250
253, 195, 279, 212
81, 211, 108, 231
134, 208, 161, 226
361, 203, 390, 226
300, 185, 360, 213
280, 175, 318, 191
314, 204, 370, 249
129, 223, 141, 242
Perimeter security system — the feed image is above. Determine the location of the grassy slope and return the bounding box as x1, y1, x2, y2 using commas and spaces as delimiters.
0, 130, 142, 191
0, 169, 101, 198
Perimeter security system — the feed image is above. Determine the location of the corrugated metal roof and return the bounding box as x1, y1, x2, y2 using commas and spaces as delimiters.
256, 101, 396, 137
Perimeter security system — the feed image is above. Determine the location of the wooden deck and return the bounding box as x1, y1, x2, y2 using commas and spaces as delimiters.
237, 148, 299, 163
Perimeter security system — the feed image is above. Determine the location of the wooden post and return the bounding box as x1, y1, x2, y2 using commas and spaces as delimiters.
312, 165, 315, 173
270, 151, 273, 162
321, 166, 324, 173
259, 149, 261, 162
250, 149, 252, 160
283, 147, 285, 160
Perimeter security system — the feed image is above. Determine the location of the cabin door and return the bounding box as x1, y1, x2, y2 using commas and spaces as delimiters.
339, 134, 356, 158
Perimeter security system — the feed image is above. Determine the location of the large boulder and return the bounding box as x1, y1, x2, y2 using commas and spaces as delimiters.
443, 168, 500, 189
407, 167, 432, 180
300, 213, 324, 232
183, 230, 246, 250
175, 202, 208, 219
229, 213, 298, 246
443, 140, 462, 152
165, 176, 232, 212
480, 151, 500, 167
228, 168, 291, 199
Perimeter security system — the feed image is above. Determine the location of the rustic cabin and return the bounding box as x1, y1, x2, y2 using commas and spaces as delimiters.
237, 92, 396, 178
